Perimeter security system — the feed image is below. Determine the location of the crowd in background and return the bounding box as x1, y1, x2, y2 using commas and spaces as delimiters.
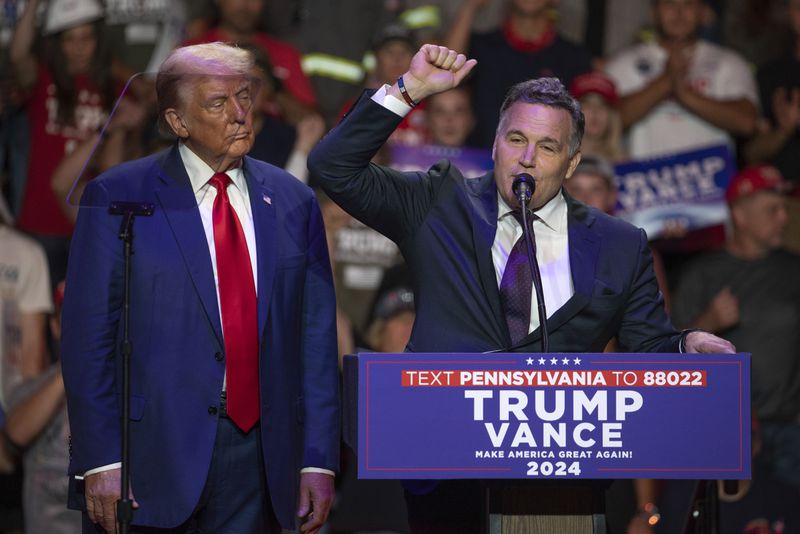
0, 0, 799, 533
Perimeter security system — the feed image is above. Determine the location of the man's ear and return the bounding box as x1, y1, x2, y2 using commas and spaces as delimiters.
164, 108, 189, 139
565, 151, 582, 180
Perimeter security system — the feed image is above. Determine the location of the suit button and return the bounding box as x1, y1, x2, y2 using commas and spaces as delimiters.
208, 406, 218, 415
215, 352, 224, 362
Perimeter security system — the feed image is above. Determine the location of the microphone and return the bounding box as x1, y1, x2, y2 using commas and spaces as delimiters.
512, 173, 535, 208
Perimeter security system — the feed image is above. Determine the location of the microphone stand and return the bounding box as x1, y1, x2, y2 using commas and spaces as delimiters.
512, 174, 549, 353
108, 201, 154, 534
518, 205, 549, 354
486, 176, 603, 534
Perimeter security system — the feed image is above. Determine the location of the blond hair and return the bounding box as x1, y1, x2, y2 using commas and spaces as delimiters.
156, 42, 255, 135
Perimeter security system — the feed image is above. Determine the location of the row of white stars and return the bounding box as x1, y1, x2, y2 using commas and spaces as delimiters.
525, 356, 582, 366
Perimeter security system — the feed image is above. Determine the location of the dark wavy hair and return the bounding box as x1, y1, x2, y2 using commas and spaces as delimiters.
43, 20, 114, 127
497, 77, 585, 157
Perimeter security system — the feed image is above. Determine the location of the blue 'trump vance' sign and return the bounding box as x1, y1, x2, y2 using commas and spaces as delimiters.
613, 144, 734, 239
358, 352, 750, 480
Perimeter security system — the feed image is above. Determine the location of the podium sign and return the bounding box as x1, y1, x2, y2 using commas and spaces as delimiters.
358, 352, 750, 480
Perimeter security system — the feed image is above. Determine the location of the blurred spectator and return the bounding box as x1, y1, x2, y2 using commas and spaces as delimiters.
366, 286, 415, 353
672, 165, 800, 492
557, 0, 654, 64
605, 0, 758, 160
49, 95, 147, 223
0, 217, 52, 534
268, 0, 396, 127
564, 155, 618, 214
4, 281, 80, 533
9, 0, 116, 289
368, 24, 415, 89
102, 0, 188, 128
446, 0, 592, 148
340, 23, 427, 147
425, 87, 475, 147
569, 71, 625, 162
720, 0, 792, 67
399, 0, 504, 43
244, 45, 325, 184
1, 0, 32, 219
744, 0, 800, 184
183, 0, 317, 124
104, 0, 187, 74
0, 218, 51, 425
335, 214, 402, 338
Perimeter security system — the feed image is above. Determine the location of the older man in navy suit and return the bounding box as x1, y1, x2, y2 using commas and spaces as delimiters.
62, 43, 339, 533
309, 44, 734, 532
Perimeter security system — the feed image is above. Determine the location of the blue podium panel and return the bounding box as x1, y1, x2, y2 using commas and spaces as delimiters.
358, 352, 750, 480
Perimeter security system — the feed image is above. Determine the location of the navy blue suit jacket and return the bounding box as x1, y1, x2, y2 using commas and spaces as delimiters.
61, 145, 339, 528
309, 92, 684, 355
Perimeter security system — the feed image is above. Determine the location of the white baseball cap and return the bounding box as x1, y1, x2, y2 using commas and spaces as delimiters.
42, 0, 104, 36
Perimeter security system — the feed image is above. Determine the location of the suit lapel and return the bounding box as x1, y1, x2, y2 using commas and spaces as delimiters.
514, 193, 600, 349
155, 145, 223, 346
565, 195, 599, 302
243, 157, 276, 341
466, 173, 509, 346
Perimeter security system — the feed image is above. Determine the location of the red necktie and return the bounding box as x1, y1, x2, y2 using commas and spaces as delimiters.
209, 172, 259, 432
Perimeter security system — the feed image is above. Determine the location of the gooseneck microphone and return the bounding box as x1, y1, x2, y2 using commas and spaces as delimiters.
512, 173, 535, 207
512, 173, 549, 353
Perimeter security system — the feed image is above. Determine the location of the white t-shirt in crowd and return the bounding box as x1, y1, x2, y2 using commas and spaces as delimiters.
605, 39, 759, 159
0, 226, 53, 410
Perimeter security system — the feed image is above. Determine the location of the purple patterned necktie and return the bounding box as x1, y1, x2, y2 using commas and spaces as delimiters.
499, 210, 538, 345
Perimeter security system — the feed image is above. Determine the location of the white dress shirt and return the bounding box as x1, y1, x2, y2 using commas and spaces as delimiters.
180, 143, 258, 300
372, 86, 575, 336
492, 192, 574, 334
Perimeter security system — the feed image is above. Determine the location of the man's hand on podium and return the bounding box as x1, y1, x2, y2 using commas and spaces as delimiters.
683, 331, 736, 354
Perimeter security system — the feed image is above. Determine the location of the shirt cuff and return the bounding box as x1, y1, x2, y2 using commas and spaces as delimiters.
371, 84, 412, 118
301, 467, 335, 477
82, 462, 122, 479
83, 465, 333, 478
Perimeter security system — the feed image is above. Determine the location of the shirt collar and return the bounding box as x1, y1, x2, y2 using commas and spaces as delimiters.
178, 143, 246, 195
497, 189, 567, 233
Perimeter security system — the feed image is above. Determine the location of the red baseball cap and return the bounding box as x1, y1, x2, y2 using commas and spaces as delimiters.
569, 72, 618, 106
725, 165, 789, 204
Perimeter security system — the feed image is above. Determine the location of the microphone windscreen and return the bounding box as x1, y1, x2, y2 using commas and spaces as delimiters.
512, 173, 535, 203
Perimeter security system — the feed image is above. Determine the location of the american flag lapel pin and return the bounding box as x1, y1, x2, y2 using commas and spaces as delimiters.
262, 193, 272, 205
